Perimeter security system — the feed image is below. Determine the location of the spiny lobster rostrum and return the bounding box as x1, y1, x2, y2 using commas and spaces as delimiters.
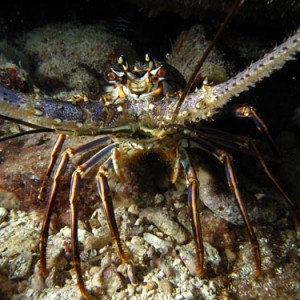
0, 17, 300, 300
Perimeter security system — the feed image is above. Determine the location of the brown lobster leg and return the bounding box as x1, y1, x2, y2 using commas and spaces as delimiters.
96, 156, 129, 264
39, 136, 111, 278
69, 143, 116, 299
38, 134, 66, 201
249, 140, 300, 231
226, 106, 280, 157
197, 126, 300, 231
179, 148, 204, 275
191, 138, 261, 277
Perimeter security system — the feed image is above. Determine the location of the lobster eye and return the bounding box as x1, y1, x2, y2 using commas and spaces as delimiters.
157, 66, 168, 78
104, 70, 117, 82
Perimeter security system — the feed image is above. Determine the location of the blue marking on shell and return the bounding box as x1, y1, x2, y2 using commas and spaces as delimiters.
0, 86, 29, 109
82, 102, 107, 122
34, 98, 84, 122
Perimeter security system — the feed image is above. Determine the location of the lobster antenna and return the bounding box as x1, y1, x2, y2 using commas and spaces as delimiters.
171, 0, 245, 123
0, 128, 54, 142
0, 114, 47, 129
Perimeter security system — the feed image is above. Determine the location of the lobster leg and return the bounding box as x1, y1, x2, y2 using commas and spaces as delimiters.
179, 148, 204, 275
249, 140, 300, 231
225, 106, 280, 157
38, 134, 66, 201
39, 136, 111, 278
96, 157, 129, 263
197, 126, 300, 231
191, 138, 261, 277
69, 143, 116, 299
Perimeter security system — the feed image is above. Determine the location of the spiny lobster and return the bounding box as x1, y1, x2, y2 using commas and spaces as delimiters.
0, 3, 300, 299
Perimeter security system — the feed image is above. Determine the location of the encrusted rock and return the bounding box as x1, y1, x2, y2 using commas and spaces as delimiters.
159, 278, 173, 295
9, 252, 33, 280
140, 207, 187, 244
20, 23, 136, 98
143, 232, 173, 253
0, 207, 8, 224
167, 25, 230, 84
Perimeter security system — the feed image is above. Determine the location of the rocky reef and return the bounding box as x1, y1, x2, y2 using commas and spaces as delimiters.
0, 1, 299, 299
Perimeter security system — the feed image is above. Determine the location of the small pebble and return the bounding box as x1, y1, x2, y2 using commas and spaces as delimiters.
9, 252, 32, 280
159, 279, 173, 295
0, 207, 8, 223
141, 208, 187, 244
127, 284, 135, 296
128, 204, 140, 215
143, 233, 173, 252
146, 279, 158, 291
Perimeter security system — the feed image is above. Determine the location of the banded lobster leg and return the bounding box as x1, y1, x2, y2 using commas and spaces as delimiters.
96, 158, 130, 264
190, 138, 262, 276
179, 148, 204, 275
198, 125, 300, 231
228, 105, 300, 227
38, 134, 66, 201
39, 136, 112, 281
224, 106, 280, 157
250, 140, 300, 231
68, 143, 117, 298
